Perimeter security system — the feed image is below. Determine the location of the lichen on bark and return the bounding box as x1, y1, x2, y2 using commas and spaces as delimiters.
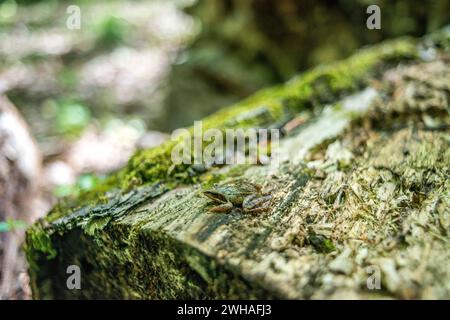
25, 28, 450, 299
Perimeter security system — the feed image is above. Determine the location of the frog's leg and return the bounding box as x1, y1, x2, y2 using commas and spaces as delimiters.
243, 194, 272, 214
208, 201, 234, 213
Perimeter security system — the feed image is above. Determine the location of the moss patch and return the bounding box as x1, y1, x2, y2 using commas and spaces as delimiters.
116, 38, 417, 191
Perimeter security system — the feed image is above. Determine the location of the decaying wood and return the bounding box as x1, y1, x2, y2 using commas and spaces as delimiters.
25, 33, 450, 299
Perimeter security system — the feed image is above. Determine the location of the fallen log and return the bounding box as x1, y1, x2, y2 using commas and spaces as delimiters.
25, 28, 450, 299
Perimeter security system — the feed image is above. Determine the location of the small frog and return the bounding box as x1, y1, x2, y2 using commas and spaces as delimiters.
202, 179, 272, 214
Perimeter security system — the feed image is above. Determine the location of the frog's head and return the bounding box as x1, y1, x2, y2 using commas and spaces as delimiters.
202, 189, 228, 204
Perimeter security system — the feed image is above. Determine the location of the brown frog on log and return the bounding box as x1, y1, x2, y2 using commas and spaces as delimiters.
202, 179, 272, 214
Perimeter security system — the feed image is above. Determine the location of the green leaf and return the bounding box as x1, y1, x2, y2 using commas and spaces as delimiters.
0, 219, 27, 232
0, 221, 10, 232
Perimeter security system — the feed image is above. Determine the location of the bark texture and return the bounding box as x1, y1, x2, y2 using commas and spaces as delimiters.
25, 29, 450, 299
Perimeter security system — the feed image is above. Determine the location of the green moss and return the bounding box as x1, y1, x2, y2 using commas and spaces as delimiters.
307, 233, 336, 254
44, 174, 119, 224
25, 226, 56, 260
117, 38, 416, 190
24, 222, 58, 279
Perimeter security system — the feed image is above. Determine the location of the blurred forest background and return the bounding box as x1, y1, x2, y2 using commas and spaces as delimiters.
0, 0, 449, 299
